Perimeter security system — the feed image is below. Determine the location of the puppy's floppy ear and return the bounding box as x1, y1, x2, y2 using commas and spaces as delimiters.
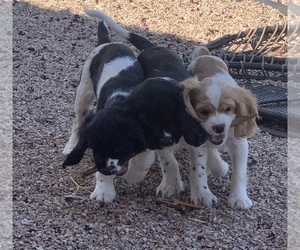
126, 121, 147, 151
181, 77, 202, 121
232, 87, 259, 138
62, 112, 94, 168
62, 134, 88, 167
179, 106, 208, 147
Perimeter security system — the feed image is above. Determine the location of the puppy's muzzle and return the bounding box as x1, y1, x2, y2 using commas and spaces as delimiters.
159, 136, 175, 147
209, 124, 225, 145
212, 124, 225, 134
104, 161, 129, 176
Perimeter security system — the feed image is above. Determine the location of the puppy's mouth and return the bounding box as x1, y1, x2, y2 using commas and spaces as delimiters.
115, 161, 129, 176
209, 134, 225, 145
96, 161, 129, 176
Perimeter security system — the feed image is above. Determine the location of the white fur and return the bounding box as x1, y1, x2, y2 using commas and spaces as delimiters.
85, 8, 131, 38
63, 40, 145, 203
153, 139, 226, 207
180, 46, 255, 209
122, 149, 155, 184
163, 131, 172, 138
194, 74, 253, 209
205, 81, 222, 107
161, 77, 175, 82
96, 57, 136, 98
156, 143, 184, 197
188, 143, 218, 207
107, 158, 122, 172
201, 80, 252, 209
90, 172, 116, 202
63, 43, 126, 155
110, 90, 131, 99
213, 72, 237, 87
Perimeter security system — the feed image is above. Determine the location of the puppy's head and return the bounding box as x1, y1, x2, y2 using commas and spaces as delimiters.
187, 46, 230, 82
191, 46, 211, 61
181, 77, 258, 145
63, 109, 147, 176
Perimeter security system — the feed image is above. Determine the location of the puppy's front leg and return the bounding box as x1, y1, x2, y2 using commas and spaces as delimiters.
188, 143, 218, 208
206, 145, 229, 178
90, 172, 116, 203
156, 146, 184, 197
122, 149, 155, 184
63, 73, 95, 155
226, 137, 253, 209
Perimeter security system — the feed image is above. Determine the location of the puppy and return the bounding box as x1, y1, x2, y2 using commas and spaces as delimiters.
181, 46, 259, 209
63, 11, 207, 202
84, 10, 235, 207
63, 20, 147, 202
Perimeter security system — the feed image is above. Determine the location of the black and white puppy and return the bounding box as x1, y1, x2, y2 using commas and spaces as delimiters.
63, 12, 207, 202
63, 20, 147, 201
78, 10, 227, 207
64, 10, 214, 205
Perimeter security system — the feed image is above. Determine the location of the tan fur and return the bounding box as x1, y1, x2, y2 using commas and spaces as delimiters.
222, 84, 258, 138
191, 46, 211, 60
188, 47, 229, 81
182, 77, 213, 122
182, 46, 259, 139
188, 56, 229, 81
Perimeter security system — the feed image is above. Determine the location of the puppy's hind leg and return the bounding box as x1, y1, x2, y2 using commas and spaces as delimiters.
122, 149, 155, 185
63, 66, 95, 155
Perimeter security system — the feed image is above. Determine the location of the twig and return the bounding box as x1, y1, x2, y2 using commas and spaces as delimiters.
173, 199, 204, 209
156, 198, 204, 210
69, 175, 92, 193
64, 194, 87, 202
81, 167, 98, 178
189, 218, 207, 224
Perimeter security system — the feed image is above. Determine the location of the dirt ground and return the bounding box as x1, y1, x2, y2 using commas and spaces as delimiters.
13, 0, 288, 249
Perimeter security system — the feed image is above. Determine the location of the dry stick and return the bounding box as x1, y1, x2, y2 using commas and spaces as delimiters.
69, 175, 92, 193
81, 167, 98, 178
189, 218, 207, 224
156, 198, 204, 210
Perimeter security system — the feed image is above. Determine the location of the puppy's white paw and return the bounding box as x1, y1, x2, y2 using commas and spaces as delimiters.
90, 183, 116, 203
228, 193, 253, 209
156, 177, 184, 197
191, 188, 218, 208
63, 136, 79, 155
208, 160, 229, 178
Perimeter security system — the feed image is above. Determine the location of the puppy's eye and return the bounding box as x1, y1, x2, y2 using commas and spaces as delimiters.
225, 106, 234, 113
200, 110, 209, 116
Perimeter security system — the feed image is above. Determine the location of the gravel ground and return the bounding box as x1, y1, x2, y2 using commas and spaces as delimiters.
13, 0, 288, 249
1, 1, 13, 249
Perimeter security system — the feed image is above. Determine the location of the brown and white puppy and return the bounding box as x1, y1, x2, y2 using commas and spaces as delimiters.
181, 46, 258, 209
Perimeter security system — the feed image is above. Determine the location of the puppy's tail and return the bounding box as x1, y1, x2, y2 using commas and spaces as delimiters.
97, 21, 111, 45
84, 8, 155, 51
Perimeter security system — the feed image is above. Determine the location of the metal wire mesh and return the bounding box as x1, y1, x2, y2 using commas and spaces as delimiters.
205, 23, 288, 81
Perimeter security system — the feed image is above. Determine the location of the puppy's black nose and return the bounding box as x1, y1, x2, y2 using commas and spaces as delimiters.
160, 136, 174, 147
212, 124, 225, 134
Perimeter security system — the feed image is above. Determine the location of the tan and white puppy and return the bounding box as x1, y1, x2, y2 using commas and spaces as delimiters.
181, 46, 258, 209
